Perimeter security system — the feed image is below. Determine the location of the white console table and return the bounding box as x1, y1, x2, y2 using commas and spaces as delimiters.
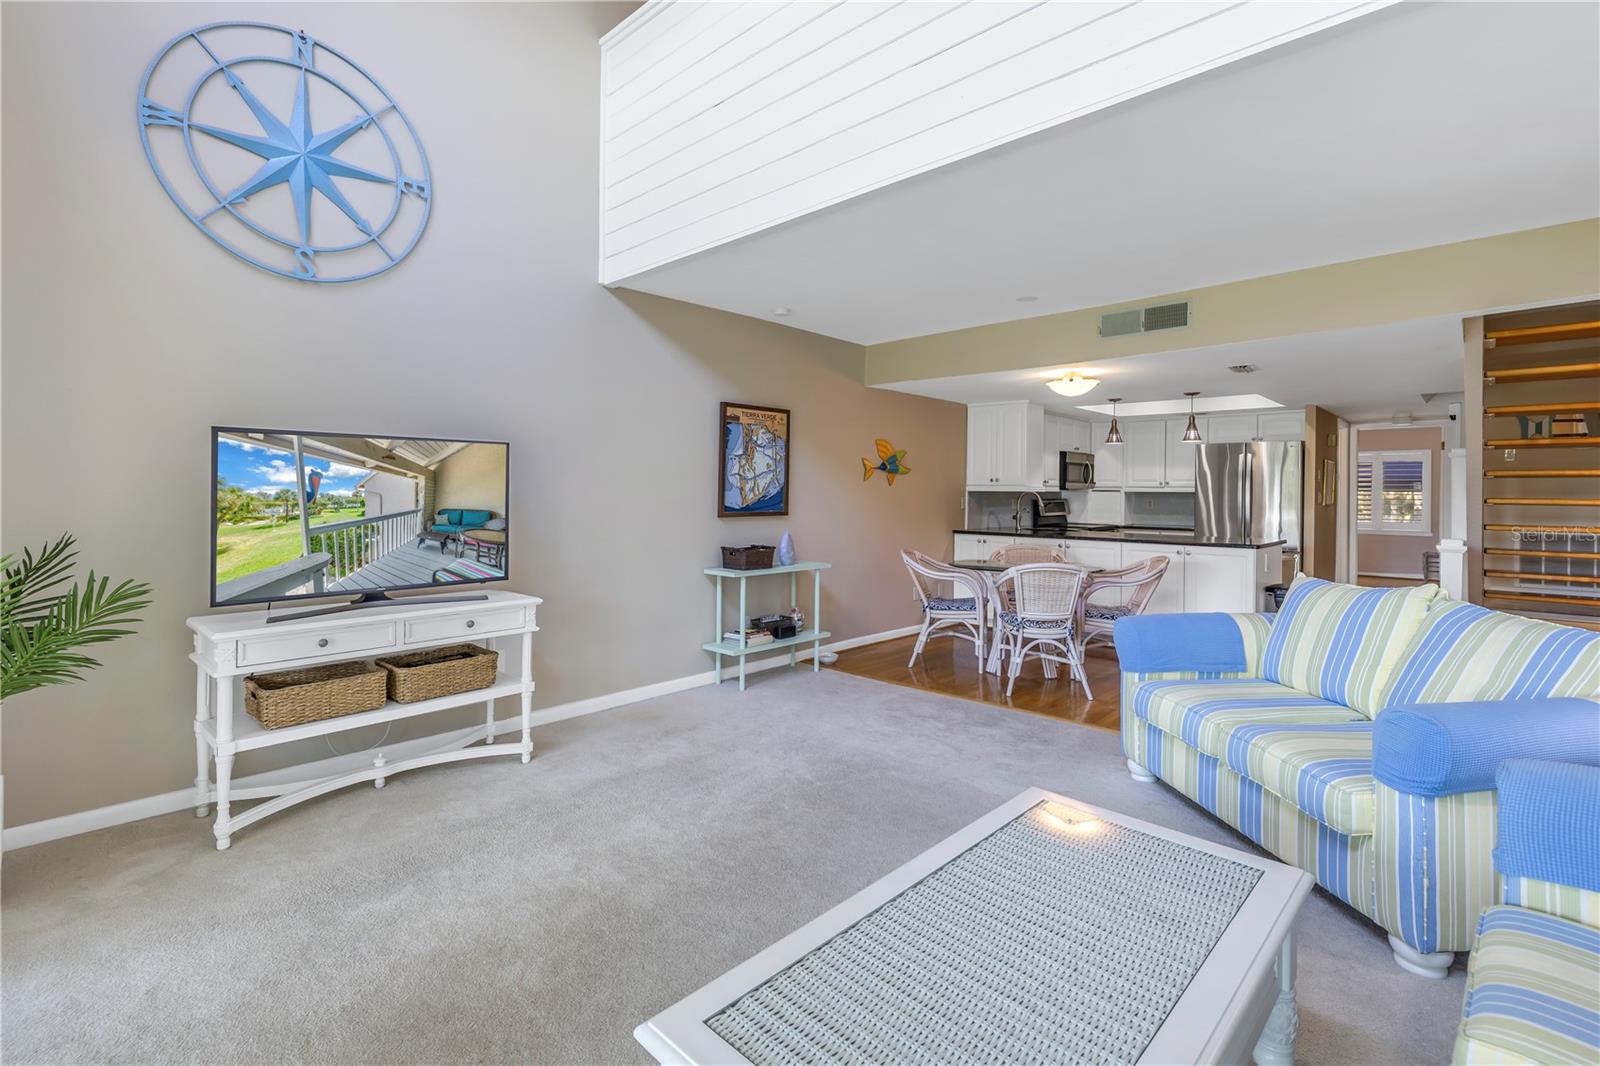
187, 590, 541, 850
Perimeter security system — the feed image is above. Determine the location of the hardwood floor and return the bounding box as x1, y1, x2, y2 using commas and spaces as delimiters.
826, 633, 1124, 732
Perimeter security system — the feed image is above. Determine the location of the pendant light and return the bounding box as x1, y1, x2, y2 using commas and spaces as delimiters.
1181, 391, 1204, 443
1104, 398, 1124, 444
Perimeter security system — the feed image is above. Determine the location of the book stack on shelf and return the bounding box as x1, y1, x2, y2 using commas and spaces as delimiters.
723, 628, 774, 647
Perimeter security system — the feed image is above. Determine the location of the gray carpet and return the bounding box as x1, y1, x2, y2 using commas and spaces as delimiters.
3, 670, 1465, 1064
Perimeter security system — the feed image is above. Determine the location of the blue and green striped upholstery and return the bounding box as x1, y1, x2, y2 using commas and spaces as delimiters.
1452, 907, 1600, 1063
1129, 722, 1376, 914
1119, 589, 1599, 968
1381, 600, 1600, 707
1259, 575, 1440, 718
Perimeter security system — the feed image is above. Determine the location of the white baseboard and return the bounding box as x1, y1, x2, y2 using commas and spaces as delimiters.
1, 624, 916, 852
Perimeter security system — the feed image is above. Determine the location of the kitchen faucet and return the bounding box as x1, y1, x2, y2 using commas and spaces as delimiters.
1014, 491, 1070, 533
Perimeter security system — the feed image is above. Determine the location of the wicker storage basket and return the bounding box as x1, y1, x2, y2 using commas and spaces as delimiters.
376, 643, 499, 703
721, 545, 776, 570
244, 660, 388, 729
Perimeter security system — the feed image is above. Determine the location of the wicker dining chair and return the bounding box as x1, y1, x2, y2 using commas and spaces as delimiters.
989, 543, 1067, 566
901, 550, 988, 669
991, 563, 1092, 699
1075, 556, 1170, 656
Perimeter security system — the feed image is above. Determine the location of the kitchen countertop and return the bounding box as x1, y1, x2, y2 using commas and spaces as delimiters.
954, 527, 1286, 550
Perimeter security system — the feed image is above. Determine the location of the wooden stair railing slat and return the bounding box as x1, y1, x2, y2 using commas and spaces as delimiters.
1483, 469, 1600, 478
1483, 362, 1600, 383
1482, 589, 1600, 608
1483, 436, 1600, 448
1485, 548, 1600, 561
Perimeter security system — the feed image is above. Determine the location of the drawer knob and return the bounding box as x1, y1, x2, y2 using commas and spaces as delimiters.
465, 620, 476, 629
317, 638, 330, 648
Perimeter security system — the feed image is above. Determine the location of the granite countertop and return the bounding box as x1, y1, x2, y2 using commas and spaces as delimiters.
954, 527, 1286, 550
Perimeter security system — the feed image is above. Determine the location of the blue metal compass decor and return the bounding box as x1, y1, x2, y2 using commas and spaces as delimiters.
138, 22, 431, 283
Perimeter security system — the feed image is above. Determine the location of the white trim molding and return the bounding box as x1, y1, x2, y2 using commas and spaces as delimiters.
1, 624, 920, 852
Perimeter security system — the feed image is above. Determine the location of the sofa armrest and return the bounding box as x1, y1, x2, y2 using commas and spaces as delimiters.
1113, 613, 1272, 676
1372, 698, 1600, 797
1494, 758, 1600, 893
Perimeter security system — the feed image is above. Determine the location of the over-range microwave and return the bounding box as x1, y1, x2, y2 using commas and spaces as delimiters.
1059, 450, 1095, 489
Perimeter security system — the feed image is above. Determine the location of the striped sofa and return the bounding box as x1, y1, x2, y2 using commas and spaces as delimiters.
1453, 759, 1599, 1063
1115, 576, 1600, 976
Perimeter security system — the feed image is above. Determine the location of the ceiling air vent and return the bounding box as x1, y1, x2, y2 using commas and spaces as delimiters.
1099, 300, 1190, 338
1227, 364, 1260, 374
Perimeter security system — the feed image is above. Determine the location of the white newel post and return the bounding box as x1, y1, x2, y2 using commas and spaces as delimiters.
1438, 539, 1468, 601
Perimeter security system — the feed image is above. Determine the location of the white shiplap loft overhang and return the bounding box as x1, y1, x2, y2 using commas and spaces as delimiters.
598, 0, 1393, 286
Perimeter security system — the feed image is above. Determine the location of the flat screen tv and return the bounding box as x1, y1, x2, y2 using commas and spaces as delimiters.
212, 428, 509, 609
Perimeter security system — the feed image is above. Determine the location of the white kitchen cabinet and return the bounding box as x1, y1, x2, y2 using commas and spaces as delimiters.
1124, 420, 1168, 487
1206, 413, 1258, 443
1163, 417, 1198, 487
953, 533, 1014, 559
1120, 545, 1186, 614
967, 402, 1044, 489
1256, 411, 1305, 441
1062, 539, 1123, 573
1061, 418, 1091, 453
1090, 422, 1123, 487
1182, 546, 1259, 612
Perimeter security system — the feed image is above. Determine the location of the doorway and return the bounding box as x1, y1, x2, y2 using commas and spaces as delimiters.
1350, 423, 1446, 586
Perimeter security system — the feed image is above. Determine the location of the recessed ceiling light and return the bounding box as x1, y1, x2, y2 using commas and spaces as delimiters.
1015, 295, 1038, 303
772, 307, 791, 317
1046, 373, 1100, 397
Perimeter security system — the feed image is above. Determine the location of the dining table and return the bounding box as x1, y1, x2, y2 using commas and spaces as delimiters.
949, 559, 1101, 676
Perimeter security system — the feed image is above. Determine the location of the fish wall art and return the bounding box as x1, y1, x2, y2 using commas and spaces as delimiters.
862, 440, 910, 485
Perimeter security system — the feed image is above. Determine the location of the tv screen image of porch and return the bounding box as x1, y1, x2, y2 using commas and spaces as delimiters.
212, 429, 508, 606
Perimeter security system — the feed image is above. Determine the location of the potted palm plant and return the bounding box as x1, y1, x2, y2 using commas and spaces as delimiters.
1, 534, 153, 700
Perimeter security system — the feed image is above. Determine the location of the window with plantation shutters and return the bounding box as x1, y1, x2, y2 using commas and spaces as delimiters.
1357, 450, 1431, 535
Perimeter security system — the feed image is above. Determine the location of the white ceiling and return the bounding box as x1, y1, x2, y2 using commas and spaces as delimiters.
616, 1, 1600, 345
879, 317, 1466, 424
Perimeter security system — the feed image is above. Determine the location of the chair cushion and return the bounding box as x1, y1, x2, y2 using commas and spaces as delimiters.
1382, 600, 1600, 709
1260, 576, 1440, 718
923, 596, 976, 613
1131, 678, 1375, 835
1084, 603, 1132, 622
1453, 906, 1600, 1065
998, 610, 1073, 633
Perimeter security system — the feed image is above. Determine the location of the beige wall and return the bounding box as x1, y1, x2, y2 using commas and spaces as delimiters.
1355, 426, 1444, 577
0, 3, 966, 827
435, 444, 508, 517
864, 220, 1600, 385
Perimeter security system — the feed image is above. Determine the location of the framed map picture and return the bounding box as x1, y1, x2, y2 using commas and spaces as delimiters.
719, 402, 790, 517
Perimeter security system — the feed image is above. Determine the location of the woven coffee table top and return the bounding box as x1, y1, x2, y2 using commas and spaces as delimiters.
704, 801, 1262, 1066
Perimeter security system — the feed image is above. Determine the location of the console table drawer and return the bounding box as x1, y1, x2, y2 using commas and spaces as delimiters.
236, 622, 399, 668
404, 607, 524, 645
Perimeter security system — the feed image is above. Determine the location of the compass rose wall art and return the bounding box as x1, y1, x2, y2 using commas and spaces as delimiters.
137, 22, 431, 284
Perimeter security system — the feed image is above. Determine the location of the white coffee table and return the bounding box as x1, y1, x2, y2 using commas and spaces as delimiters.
636, 788, 1312, 1065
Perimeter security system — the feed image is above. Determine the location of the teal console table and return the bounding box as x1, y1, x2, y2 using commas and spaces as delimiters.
703, 561, 831, 690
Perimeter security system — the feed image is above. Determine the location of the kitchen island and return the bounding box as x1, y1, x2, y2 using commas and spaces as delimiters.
953, 527, 1284, 615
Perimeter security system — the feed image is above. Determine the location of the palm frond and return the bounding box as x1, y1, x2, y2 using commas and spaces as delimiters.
0, 535, 152, 702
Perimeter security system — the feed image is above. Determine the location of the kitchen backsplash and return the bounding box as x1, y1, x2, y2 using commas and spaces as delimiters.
964, 490, 1089, 530
1123, 491, 1197, 529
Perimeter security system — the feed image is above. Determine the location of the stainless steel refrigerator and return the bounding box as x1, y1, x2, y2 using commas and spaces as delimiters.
1194, 442, 1303, 551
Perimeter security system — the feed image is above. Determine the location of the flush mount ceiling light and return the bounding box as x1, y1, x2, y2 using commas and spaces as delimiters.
1046, 372, 1100, 397
772, 307, 791, 317
1104, 398, 1123, 444
1015, 295, 1038, 303
1181, 391, 1204, 443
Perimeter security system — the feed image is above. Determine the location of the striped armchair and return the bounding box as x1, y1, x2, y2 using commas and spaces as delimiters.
1116, 576, 1600, 975
1453, 759, 1599, 1063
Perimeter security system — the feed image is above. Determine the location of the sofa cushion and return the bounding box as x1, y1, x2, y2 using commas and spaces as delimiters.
1133, 678, 1367, 752
1132, 679, 1375, 835
1260, 576, 1439, 718
460, 509, 493, 527
1381, 600, 1600, 709
1453, 905, 1600, 1065
439, 509, 463, 525
1222, 721, 1376, 835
